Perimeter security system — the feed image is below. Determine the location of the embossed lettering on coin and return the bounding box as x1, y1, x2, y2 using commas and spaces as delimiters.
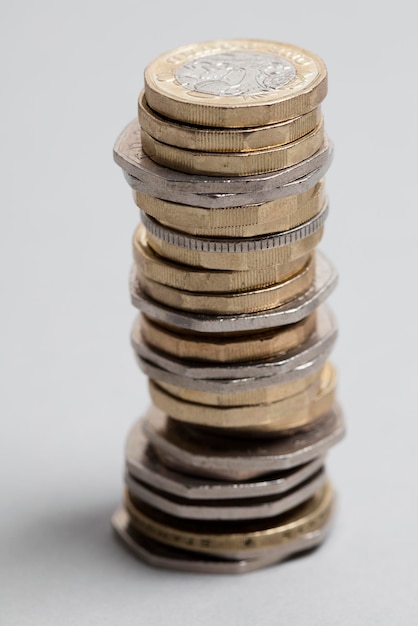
175, 52, 296, 97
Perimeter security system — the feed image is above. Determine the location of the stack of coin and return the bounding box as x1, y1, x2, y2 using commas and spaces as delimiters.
112, 39, 345, 574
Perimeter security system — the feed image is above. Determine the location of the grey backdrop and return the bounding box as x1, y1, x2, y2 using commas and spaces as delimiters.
1, 1, 417, 624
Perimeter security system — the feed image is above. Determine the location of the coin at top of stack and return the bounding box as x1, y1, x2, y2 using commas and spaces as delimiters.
112, 39, 345, 574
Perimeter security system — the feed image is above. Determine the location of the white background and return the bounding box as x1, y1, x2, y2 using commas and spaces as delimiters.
1, 1, 417, 624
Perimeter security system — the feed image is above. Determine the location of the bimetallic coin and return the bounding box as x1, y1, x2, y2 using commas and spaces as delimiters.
134, 180, 326, 238
148, 363, 336, 431
114, 120, 332, 199
143, 404, 345, 480
125, 423, 326, 500
124, 482, 334, 558
140, 118, 324, 176
125, 468, 326, 521
138, 312, 317, 364
138, 92, 322, 153
136, 256, 315, 315
144, 40, 327, 127
133, 226, 310, 293
112, 507, 333, 574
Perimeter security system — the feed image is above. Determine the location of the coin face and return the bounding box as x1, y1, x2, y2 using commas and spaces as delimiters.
144, 40, 327, 127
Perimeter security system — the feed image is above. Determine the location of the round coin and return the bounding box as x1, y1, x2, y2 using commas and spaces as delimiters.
133, 226, 310, 292
112, 507, 333, 573
135, 256, 315, 315
126, 423, 326, 500
138, 312, 317, 364
124, 481, 333, 557
134, 180, 325, 238
138, 91, 322, 153
143, 40, 327, 127
140, 118, 324, 176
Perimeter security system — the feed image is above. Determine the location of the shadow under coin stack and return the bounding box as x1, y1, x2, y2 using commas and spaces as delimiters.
112, 39, 345, 574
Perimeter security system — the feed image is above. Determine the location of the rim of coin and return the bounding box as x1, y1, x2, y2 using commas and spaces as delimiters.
125, 468, 326, 521
130, 251, 337, 332
136, 256, 315, 315
143, 40, 327, 127
125, 423, 326, 499
112, 507, 333, 574
140, 118, 324, 176
136, 350, 328, 395
140, 203, 328, 254
133, 304, 336, 380
124, 481, 333, 556
143, 404, 345, 480
138, 311, 317, 364
133, 226, 311, 293
138, 92, 322, 153
114, 120, 332, 196
134, 179, 326, 238
148, 362, 335, 430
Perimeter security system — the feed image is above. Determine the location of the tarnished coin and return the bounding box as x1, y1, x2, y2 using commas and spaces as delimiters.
143, 404, 345, 480
138, 312, 317, 364
140, 118, 324, 176
124, 481, 333, 559
136, 256, 315, 315
112, 507, 333, 574
134, 180, 326, 238
138, 91, 322, 153
125, 423, 325, 500
148, 362, 336, 431
125, 468, 326, 521
143, 40, 327, 127
114, 120, 332, 199
133, 226, 311, 293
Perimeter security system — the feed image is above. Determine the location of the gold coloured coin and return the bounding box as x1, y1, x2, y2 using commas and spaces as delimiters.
149, 363, 336, 430
140, 118, 324, 176
146, 228, 323, 271
138, 311, 316, 363
138, 92, 322, 153
133, 225, 310, 291
136, 256, 314, 315
134, 180, 325, 237
144, 40, 327, 127
124, 481, 334, 555
156, 369, 321, 407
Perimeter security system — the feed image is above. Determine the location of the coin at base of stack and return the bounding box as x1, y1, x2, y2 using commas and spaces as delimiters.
113, 38, 345, 574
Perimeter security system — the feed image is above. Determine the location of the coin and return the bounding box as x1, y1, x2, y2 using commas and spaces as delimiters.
140, 118, 324, 176
125, 468, 326, 521
138, 312, 317, 363
114, 120, 332, 198
125, 423, 326, 499
133, 226, 310, 292
124, 481, 333, 558
112, 507, 333, 574
143, 404, 345, 480
143, 40, 327, 127
148, 362, 335, 431
138, 91, 322, 153
136, 256, 315, 315
134, 180, 325, 237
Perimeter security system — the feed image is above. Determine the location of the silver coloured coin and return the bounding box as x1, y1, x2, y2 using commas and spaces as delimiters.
134, 350, 328, 394
143, 404, 345, 481
125, 468, 326, 521
132, 305, 336, 381
125, 423, 325, 500
114, 120, 333, 194
130, 250, 337, 333
112, 507, 333, 574
140, 203, 328, 253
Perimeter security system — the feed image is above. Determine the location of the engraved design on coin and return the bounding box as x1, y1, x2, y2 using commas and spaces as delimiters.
175, 52, 296, 97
